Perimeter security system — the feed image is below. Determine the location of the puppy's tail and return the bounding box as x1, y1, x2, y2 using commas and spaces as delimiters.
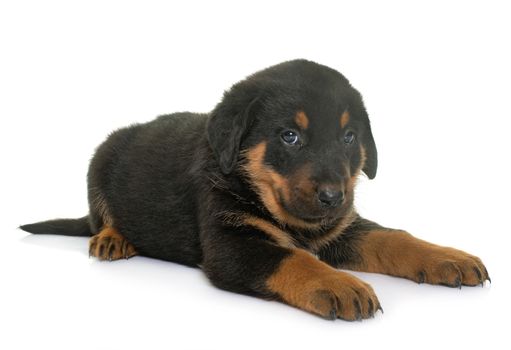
19, 216, 92, 237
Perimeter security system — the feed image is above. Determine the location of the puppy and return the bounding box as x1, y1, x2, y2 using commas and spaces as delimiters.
21, 59, 489, 320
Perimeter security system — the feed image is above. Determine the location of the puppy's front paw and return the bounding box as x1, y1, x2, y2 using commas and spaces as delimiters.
306, 272, 382, 321
267, 250, 381, 321
414, 247, 490, 288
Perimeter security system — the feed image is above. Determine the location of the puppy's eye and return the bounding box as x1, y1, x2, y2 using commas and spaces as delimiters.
281, 130, 299, 145
344, 131, 356, 145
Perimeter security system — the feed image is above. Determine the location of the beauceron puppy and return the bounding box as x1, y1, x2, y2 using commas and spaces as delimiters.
21, 60, 490, 321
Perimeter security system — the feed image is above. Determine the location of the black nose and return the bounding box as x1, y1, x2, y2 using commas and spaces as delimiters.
317, 186, 344, 207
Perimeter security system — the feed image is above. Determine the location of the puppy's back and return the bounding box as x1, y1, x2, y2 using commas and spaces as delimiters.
88, 112, 209, 265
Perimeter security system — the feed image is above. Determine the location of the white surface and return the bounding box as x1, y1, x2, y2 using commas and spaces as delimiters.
1, 1, 510, 349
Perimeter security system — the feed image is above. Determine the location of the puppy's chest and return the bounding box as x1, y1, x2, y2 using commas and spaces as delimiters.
286, 224, 343, 252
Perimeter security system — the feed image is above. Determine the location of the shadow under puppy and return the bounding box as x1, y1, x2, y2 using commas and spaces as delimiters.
21, 59, 490, 321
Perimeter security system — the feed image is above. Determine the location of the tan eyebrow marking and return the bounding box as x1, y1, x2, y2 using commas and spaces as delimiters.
340, 110, 350, 128
295, 110, 309, 130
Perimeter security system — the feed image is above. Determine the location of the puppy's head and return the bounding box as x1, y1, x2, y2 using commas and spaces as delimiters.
207, 59, 377, 229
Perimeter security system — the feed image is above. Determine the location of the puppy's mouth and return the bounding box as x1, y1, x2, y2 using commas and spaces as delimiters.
277, 191, 346, 225
294, 212, 328, 223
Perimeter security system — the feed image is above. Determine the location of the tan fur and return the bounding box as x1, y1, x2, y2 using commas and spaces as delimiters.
308, 209, 357, 251
267, 249, 379, 320
243, 215, 296, 248
346, 229, 488, 286
346, 145, 366, 192
295, 110, 309, 130
90, 188, 113, 226
291, 163, 315, 197
359, 146, 367, 172
216, 211, 295, 247
340, 110, 350, 128
89, 227, 137, 261
242, 142, 323, 229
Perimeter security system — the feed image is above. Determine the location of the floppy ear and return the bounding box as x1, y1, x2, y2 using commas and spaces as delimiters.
362, 120, 378, 179
207, 88, 259, 174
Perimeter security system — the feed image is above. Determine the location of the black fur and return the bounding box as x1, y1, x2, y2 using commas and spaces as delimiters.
21, 59, 378, 299
20, 216, 91, 236
317, 216, 382, 268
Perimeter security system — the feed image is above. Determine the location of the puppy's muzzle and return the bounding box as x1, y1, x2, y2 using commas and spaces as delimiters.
317, 185, 345, 208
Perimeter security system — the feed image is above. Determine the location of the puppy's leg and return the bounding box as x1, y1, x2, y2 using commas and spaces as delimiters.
89, 227, 137, 261
318, 217, 490, 287
202, 228, 381, 320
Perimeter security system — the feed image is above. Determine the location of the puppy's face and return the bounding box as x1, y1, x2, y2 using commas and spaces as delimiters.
242, 94, 373, 228
208, 60, 377, 229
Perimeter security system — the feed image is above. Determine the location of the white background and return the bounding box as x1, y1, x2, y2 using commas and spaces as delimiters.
1, 1, 510, 349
